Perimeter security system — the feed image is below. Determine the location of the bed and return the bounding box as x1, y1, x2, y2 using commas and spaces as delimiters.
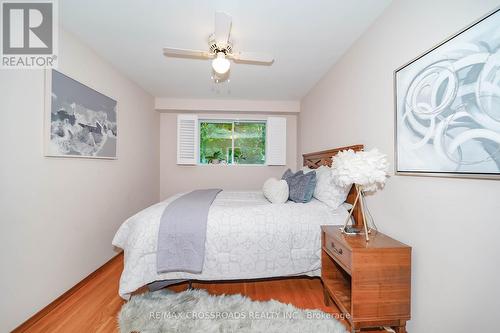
112, 145, 364, 299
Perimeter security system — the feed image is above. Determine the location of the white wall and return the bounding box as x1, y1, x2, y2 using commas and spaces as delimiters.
299, 1, 500, 332
160, 113, 297, 199
0, 30, 159, 332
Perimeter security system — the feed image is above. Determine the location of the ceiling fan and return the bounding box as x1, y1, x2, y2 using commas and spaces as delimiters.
163, 12, 274, 77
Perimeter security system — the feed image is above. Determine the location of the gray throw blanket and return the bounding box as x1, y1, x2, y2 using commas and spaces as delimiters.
157, 189, 222, 274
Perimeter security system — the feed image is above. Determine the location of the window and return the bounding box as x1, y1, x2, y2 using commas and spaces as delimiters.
176, 115, 286, 166
199, 120, 266, 165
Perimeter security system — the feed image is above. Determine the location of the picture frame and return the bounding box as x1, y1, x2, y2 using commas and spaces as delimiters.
44, 69, 118, 159
394, 8, 500, 179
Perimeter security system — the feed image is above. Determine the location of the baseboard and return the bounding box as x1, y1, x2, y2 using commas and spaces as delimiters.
12, 252, 123, 332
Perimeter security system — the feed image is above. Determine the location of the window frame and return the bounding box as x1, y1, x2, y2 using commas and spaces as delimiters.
198, 118, 267, 166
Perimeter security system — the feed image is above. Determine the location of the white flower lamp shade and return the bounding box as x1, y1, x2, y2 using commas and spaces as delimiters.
331, 148, 389, 241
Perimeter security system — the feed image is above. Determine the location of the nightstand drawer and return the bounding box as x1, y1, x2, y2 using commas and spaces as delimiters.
324, 233, 351, 270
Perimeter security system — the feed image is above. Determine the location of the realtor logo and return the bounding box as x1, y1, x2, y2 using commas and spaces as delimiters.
1, 0, 58, 68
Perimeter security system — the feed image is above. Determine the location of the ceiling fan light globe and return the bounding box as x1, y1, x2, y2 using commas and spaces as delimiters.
212, 53, 230, 74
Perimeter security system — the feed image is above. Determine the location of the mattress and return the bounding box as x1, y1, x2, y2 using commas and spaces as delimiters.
112, 191, 348, 299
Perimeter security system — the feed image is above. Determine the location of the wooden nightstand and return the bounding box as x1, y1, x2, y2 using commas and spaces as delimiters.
321, 226, 411, 333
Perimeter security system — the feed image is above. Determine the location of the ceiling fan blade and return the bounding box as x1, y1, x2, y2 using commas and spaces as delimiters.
214, 11, 232, 45
163, 47, 212, 59
229, 52, 275, 64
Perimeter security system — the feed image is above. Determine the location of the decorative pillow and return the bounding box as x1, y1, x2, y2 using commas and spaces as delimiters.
281, 169, 317, 203
313, 165, 351, 209
281, 168, 295, 183
262, 178, 289, 204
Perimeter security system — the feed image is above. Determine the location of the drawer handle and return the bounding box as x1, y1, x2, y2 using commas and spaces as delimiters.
331, 242, 343, 255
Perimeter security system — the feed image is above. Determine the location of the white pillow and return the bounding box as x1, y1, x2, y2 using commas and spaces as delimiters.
302, 166, 314, 173
262, 177, 289, 204
313, 165, 351, 209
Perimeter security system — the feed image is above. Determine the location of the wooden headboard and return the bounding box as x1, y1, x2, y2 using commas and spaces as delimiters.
303, 144, 364, 227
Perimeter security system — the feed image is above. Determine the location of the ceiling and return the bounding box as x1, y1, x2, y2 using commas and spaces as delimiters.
60, 0, 391, 100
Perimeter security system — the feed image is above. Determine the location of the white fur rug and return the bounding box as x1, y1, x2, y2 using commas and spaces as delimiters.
118, 289, 348, 333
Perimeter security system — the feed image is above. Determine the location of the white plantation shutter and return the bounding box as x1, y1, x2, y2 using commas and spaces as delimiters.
177, 114, 198, 165
266, 117, 287, 165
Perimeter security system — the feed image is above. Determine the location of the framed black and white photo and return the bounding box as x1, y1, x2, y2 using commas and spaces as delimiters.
44, 69, 118, 159
394, 8, 500, 179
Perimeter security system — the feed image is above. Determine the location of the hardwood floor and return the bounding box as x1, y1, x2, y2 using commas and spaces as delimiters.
17, 253, 386, 332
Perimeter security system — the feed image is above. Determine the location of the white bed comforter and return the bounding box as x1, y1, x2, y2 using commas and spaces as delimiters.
112, 191, 348, 299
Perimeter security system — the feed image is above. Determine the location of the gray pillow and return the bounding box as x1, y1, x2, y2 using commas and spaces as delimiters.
281, 168, 296, 183
281, 169, 317, 203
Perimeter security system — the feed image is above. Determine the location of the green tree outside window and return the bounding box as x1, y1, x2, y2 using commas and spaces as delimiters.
199, 121, 266, 165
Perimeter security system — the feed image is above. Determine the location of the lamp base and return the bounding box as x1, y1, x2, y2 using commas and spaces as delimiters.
343, 225, 362, 235
341, 184, 375, 241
